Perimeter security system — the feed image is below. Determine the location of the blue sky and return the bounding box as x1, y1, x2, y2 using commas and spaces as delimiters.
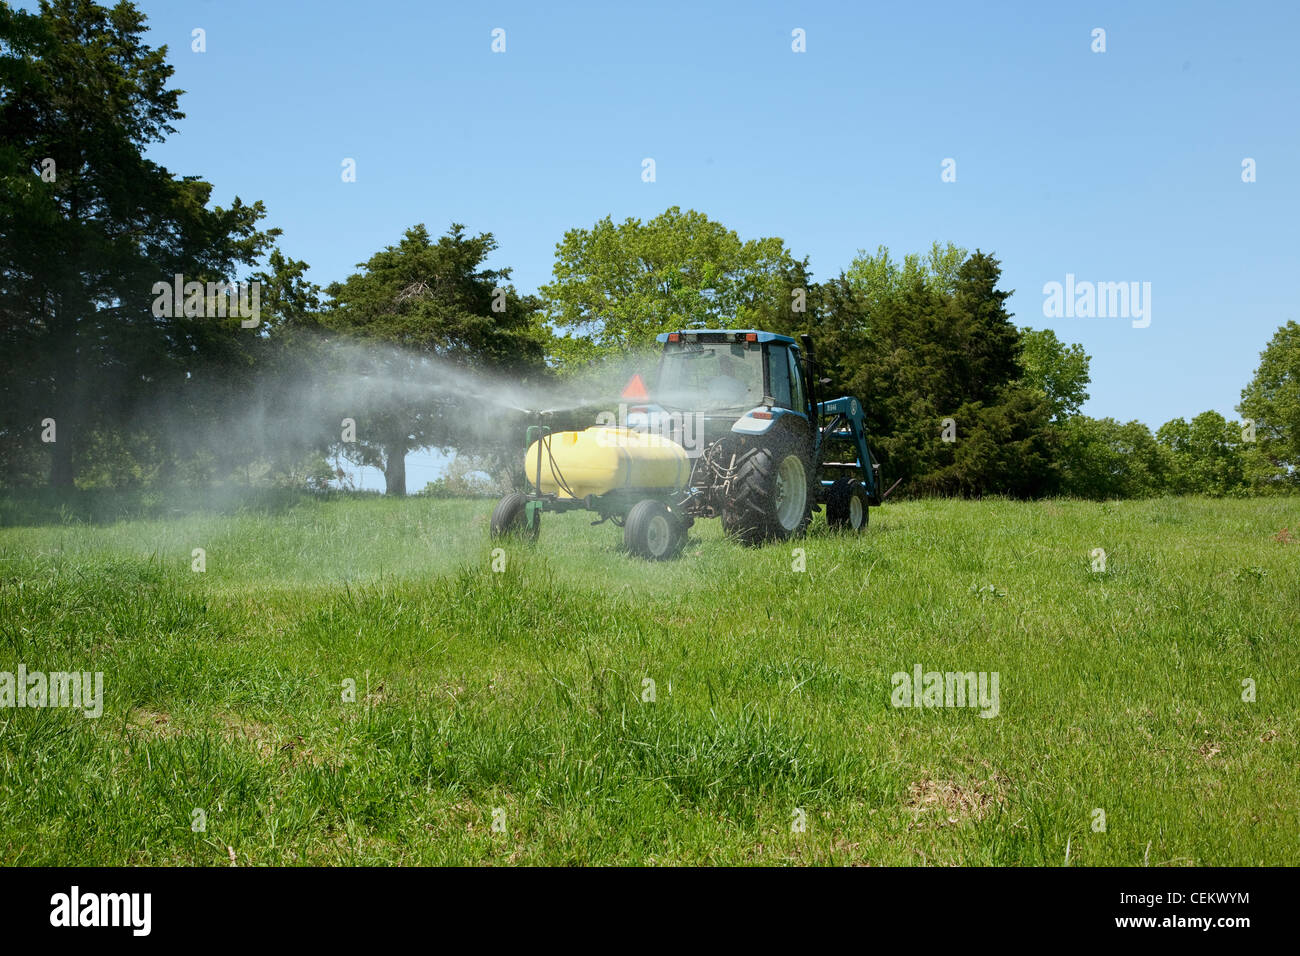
68, 0, 1300, 489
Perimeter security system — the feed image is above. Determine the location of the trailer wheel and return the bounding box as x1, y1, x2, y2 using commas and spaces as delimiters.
624, 500, 684, 561
490, 492, 540, 541
721, 442, 812, 545
826, 478, 869, 531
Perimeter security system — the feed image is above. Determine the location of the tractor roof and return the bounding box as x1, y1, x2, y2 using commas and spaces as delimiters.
656, 329, 798, 345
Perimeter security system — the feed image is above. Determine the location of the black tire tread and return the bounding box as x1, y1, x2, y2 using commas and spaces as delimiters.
490, 492, 539, 540
721, 442, 812, 545
826, 478, 869, 531
624, 499, 684, 561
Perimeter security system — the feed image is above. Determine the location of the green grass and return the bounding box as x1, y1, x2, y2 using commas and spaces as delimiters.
0, 492, 1296, 865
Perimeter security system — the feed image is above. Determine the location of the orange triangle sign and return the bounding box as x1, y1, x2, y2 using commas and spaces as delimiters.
621, 373, 649, 401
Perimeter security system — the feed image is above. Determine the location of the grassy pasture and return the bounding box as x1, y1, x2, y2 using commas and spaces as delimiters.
0, 493, 1296, 865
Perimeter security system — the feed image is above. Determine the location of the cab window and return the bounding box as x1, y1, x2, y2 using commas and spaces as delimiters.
787, 347, 806, 415
766, 345, 793, 409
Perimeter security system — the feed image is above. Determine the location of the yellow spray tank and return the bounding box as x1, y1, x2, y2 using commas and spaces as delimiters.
524, 426, 690, 499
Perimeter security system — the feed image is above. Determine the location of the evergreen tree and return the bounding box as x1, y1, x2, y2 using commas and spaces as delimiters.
0, 0, 274, 488
323, 224, 547, 495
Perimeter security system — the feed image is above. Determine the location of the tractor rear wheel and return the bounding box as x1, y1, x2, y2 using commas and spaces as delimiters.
490, 492, 540, 540
721, 443, 812, 545
624, 499, 685, 561
826, 478, 869, 531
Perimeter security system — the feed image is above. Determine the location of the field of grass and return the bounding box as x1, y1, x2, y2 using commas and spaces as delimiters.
0, 491, 1296, 865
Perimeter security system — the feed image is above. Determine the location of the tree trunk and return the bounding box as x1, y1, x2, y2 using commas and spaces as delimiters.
49, 428, 76, 489
384, 443, 407, 496
48, 337, 80, 490
50, 173, 83, 491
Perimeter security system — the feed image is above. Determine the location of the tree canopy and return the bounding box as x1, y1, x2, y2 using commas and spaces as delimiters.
322, 223, 548, 494
808, 249, 1055, 497
540, 207, 808, 368
1018, 327, 1091, 422
0, 0, 274, 487
1239, 319, 1300, 491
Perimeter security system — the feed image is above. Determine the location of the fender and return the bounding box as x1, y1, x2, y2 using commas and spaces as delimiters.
730, 405, 806, 437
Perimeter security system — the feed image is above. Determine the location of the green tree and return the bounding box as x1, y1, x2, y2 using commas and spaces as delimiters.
0, 0, 274, 488
323, 223, 547, 495
1018, 327, 1091, 421
841, 241, 968, 310
1057, 417, 1171, 498
1238, 320, 1300, 491
1157, 411, 1250, 496
817, 249, 1054, 497
806, 243, 966, 384
540, 207, 806, 367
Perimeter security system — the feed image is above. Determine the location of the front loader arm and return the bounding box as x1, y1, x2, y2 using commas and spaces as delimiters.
816, 396, 881, 503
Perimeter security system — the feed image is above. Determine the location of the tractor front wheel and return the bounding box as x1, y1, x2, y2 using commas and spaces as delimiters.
721, 443, 812, 545
490, 492, 540, 541
624, 499, 685, 561
826, 478, 869, 532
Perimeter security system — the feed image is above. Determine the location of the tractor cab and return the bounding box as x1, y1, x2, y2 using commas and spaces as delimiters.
626, 330, 816, 453
653, 329, 812, 419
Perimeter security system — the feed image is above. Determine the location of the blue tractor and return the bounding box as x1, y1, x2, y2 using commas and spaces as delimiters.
490, 329, 882, 559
